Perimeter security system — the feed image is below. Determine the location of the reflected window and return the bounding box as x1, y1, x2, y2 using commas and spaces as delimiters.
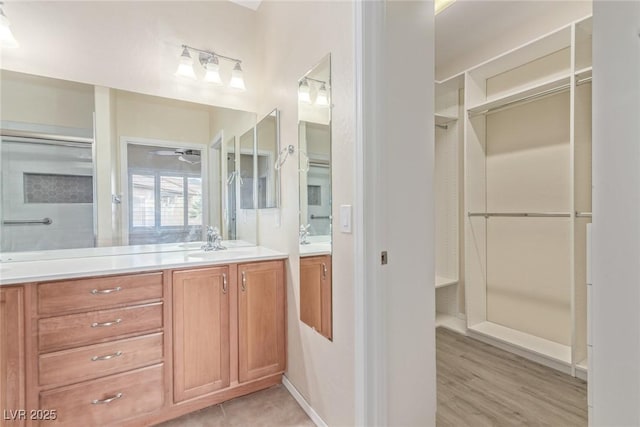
131, 174, 155, 227
126, 142, 204, 245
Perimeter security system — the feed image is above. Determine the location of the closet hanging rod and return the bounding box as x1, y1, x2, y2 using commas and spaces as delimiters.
436, 124, 448, 130
575, 212, 592, 218
576, 76, 592, 86
468, 212, 572, 218
468, 83, 570, 118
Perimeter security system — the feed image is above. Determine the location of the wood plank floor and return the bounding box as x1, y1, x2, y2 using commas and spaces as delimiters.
437, 328, 587, 427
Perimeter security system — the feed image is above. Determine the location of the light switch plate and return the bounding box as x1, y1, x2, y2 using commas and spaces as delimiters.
340, 205, 352, 233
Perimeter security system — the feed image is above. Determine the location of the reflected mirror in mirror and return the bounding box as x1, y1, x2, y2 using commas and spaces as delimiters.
223, 136, 237, 240
256, 109, 280, 209
239, 127, 255, 210
298, 54, 332, 340
0, 69, 258, 261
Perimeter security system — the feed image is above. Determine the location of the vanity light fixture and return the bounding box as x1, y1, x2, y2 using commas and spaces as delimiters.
176, 44, 245, 90
0, 2, 18, 49
315, 83, 329, 107
175, 47, 196, 79
203, 55, 222, 85
298, 79, 311, 103
229, 62, 246, 91
299, 77, 330, 106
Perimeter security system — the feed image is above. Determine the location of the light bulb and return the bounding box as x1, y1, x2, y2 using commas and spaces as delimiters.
298, 79, 311, 104
175, 47, 196, 79
0, 6, 18, 49
203, 55, 222, 85
316, 83, 329, 106
230, 62, 246, 91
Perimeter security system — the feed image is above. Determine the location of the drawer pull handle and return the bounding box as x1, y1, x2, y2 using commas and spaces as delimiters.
91, 318, 122, 328
91, 351, 123, 361
91, 392, 123, 405
322, 263, 327, 279
90, 287, 122, 295
222, 273, 228, 294
241, 271, 246, 292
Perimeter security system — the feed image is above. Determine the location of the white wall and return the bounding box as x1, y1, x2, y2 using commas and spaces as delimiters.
254, 1, 355, 425
435, 1, 592, 80
1, 1, 259, 113
0, 70, 94, 130
591, 1, 640, 424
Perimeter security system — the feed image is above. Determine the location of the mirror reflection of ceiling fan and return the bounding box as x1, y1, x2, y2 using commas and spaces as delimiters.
151, 149, 201, 164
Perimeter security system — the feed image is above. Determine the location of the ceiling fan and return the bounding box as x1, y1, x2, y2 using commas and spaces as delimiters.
150, 148, 201, 164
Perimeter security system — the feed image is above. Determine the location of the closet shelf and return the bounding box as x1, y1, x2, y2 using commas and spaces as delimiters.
468, 321, 572, 365
435, 276, 458, 289
436, 313, 466, 334
435, 114, 458, 126
467, 74, 571, 117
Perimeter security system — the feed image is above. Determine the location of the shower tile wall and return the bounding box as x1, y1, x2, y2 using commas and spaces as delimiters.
1, 140, 95, 252
24, 173, 93, 203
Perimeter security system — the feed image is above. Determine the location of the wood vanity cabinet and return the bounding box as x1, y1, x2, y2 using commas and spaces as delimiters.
1, 287, 25, 427
172, 267, 230, 402
238, 261, 286, 382
300, 255, 332, 340
1, 257, 286, 426
30, 272, 166, 427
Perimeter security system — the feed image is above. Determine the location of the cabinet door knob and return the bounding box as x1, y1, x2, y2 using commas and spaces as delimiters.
91, 392, 123, 405
222, 273, 228, 294
241, 271, 247, 292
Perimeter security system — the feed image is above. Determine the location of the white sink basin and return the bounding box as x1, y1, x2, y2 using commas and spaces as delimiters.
187, 249, 255, 259
300, 242, 332, 256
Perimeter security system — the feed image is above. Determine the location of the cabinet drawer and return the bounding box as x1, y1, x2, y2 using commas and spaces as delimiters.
38, 272, 163, 315
39, 333, 163, 387
39, 364, 164, 427
38, 303, 163, 352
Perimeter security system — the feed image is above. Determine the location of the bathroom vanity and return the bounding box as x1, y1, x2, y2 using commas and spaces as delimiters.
0, 247, 287, 427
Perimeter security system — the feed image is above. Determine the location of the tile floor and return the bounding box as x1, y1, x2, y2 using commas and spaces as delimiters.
155, 384, 314, 427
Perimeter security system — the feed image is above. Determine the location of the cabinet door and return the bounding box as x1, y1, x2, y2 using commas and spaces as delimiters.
0, 287, 25, 427
300, 256, 332, 340
300, 257, 323, 332
173, 267, 230, 402
238, 261, 285, 382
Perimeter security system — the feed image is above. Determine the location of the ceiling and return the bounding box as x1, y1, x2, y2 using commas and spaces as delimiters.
435, 0, 592, 80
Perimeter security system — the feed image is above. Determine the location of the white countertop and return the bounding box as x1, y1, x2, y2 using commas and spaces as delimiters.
299, 242, 332, 257
0, 245, 288, 286
0, 240, 255, 263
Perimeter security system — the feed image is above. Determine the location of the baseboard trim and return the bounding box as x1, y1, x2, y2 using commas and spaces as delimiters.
282, 376, 328, 427
467, 328, 573, 376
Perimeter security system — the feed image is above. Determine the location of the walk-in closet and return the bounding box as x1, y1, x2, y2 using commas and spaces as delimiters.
435, 8, 593, 424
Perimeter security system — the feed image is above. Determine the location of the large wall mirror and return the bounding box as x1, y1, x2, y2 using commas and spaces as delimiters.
298, 54, 332, 340
0, 69, 260, 260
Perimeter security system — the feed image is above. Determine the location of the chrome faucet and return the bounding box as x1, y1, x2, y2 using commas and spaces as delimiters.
202, 226, 226, 251
299, 224, 311, 245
